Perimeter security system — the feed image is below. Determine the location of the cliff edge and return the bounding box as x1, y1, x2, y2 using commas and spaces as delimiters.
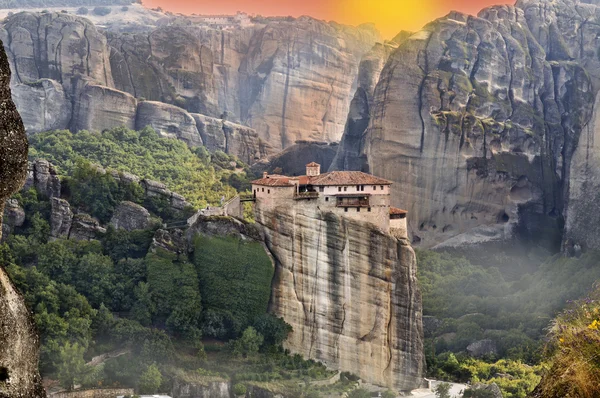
255, 203, 424, 391
0, 38, 46, 397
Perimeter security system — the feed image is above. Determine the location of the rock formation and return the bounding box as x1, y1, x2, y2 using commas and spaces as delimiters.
254, 203, 423, 391
50, 197, 73, 239
1, 11, 379, 162
109, 201, 153, 231
333, 0, 600, 250
330, 40, 401, 172
0, 36, 46, 397
193, 113, 274, 164
23, 159, 61, 199
136, 101, 202, 147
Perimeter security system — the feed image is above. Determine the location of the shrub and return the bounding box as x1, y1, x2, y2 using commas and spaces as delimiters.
233, 383, 247, 396
92, 6, 111, 16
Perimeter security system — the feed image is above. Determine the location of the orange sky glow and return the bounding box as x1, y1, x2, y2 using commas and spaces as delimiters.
141, 0, 512, 38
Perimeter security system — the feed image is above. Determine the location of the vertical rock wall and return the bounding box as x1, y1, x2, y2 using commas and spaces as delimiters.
255, 203, 423, 391
0, 36, 46, 398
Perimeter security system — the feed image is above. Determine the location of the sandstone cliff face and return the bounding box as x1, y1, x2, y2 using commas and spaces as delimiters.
1, 12, 378, 162
255, 204, 423, 391
330, 41, 399, 172
192, 113, 273, 164
0, 36, 46, 397
335, 0, 599, 249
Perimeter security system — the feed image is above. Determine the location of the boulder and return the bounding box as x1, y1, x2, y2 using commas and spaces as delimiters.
110, 201, 152, 231
466, 383, 503, 398
69, 213, 106, 241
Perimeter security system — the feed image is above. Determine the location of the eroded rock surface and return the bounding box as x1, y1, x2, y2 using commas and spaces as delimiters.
255, 204, 423, 391
335, 0, 600, 249
110, 201, 152, 231
23, 159, 61, 199
1, 12, 378, 160
0, 35, 46, 397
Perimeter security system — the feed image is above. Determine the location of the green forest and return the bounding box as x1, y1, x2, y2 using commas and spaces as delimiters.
418, 249, 600, 397
0, 127, 371, 396
4, 126, 600, 396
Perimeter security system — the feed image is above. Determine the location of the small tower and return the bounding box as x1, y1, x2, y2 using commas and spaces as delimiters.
306, 162, 321, 176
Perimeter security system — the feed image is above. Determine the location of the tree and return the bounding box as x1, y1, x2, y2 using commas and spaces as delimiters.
230, 327, 264, 358
138, 363, 162, 394
252, 314, 292, 347
131, 282, 154, 326
57, 342, 89, 391
434, 382, 452, 398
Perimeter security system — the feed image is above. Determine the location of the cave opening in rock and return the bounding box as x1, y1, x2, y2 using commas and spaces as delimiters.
0, 367, 9, 382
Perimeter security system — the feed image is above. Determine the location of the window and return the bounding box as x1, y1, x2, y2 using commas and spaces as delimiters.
343, 187, 347, 192
368, 207, 371, 212
361, 185, 365, 191
357, 208, 360, 212
254, 189, 256, 194
268, 189, 270, 194
319, 186, 324, 192
325, 197, 329, 202
380, 186, 384, 190
373, 186, 376, 191
338, 187, 342, 192
356, 185, 360, 191
344, 207, 348, 212
262, 188, 264, 192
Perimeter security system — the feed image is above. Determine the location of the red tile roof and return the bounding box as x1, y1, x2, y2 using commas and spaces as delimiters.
390, 207, 407, 215
251, 176, 294, 187
252, 170, 392, 187
308, 171, 392, 186
306, 162, 320, 167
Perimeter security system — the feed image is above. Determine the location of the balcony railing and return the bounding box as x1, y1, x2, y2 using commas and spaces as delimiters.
336, 198, 370, 207
294, 192, 319, 200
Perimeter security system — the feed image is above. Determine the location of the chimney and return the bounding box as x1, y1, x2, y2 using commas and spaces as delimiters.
263, 171, 268, 178
306, 162, 321, 176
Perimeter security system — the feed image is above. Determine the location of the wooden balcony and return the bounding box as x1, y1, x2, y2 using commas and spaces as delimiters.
336, 196, 370, 207
294, 191, 319, 200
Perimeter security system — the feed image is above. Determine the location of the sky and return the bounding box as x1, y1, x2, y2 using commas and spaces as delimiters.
141, 0, 511, 38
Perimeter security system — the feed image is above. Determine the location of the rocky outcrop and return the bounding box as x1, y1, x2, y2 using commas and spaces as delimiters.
1, 12, 378, 160
23, 159, 61, 198
69, 213, 106, 241
72, 83, 137, 132
11, 79, 70, 133
330, 41, 398, 172
109, 201, 152, 231
468, 383, 503, 398
192, 113, 274, 163
50, 197, 73, 239
255, 204, 423, 391
335, 0, 600, 249
135, 101, 202, 147
2, 199, 25, 236
0, 35, 46, 397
